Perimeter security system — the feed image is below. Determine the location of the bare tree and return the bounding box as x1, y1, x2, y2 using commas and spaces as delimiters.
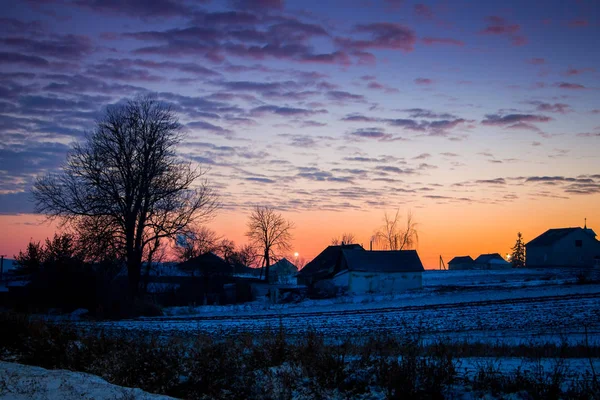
33, 96, 219, 296
245, 205, 294, 282
331, 232, 357, 245
175, 226, 220, 262
373, 210, 418, 250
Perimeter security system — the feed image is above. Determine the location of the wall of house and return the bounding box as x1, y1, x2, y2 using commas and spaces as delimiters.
527, 231, 600, 267
448, 262, 474, 270
332, 270, 350, 288
344, 271, 422, 294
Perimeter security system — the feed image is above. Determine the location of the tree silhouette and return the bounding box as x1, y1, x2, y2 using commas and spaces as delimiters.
245, 205, 294, 282
511, 232, 526, 268
373, 210, 418, 250
331, 232, 357, 245
33, 96, 219, 296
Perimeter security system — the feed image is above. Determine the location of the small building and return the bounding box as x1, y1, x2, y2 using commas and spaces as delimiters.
296, 244, 364, 286
448, 256, 475, 270
268, 258, 298, 284
474, 253, 511, 269
332, 250, 424, 294
526, 226, 600, 268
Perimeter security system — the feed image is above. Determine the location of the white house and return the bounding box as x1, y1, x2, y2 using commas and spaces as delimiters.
331, 249, 424, 294
526, 226, 600, 268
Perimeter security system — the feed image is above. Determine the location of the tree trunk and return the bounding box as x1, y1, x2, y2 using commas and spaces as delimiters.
127, 252, 142, 298
264, 251, 270, 283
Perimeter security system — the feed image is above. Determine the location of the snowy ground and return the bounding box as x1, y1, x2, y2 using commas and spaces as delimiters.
0, 362, 175, 400
74, 268, 600, 346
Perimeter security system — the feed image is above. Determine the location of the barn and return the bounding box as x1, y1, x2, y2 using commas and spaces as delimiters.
448, 256, 475, 270
332, 249, 424, 294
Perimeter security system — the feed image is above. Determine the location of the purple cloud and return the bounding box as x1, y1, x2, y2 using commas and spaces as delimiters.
336, 22, 416, 52
73, 0, 196, 18
482, 113, 553, 125
414, 4, 434, 18
556, 82, 586, 90
0, 52, 49, 67
422, 37, 464, 46
415, 78, 433, 85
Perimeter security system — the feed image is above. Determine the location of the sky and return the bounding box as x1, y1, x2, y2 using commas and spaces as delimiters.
0, 0, 599, 269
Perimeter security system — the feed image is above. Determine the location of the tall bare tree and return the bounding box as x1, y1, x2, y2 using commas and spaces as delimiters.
175, 226, 220, 262
331, 232, 357, 245
373, 210, 418, 250
33, 96, 219, 296
245, 205, 294, 282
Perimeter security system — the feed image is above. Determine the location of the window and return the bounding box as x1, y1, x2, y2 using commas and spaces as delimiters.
575, 240, 583, 248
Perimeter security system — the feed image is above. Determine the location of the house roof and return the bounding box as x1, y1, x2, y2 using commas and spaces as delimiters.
448, 256, 474, 264
178, 252, 231, 275
297, 244, 364, 277
474, 253, 508, 264
341, 249, 425, 273
526, 228, 583, 247
270, 258, 298, 274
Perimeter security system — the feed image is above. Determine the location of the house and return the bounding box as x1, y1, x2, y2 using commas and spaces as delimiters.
448, 256, 475, 270
296, 244, 364, 286
332, 249, 424, 294
526, 226, 600, 268
178, 252, 233, 277
474, 253, 511, 269
268, 258, 298, 284
297, 244, 424, 294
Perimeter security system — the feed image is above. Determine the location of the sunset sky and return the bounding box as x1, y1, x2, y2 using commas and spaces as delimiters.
1, 0, 599, 268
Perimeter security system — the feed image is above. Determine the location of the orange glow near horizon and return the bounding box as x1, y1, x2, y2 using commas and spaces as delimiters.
2, 192, 598, 269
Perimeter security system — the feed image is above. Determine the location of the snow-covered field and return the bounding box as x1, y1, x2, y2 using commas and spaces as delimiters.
0, 362, 175, 400
76, 268, 600, 345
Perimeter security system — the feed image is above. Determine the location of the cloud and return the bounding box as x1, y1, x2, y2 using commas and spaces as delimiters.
348, 128, 392, 140
479, 16, 525, 46
556, 82, 586, 90
296, 167, 354, 183
250, 105, 326, 117
481, 113, 552, 125
403, 108, 457, 119
375, 165, 415, 174
480, 16, 520, 35
415, 78, 433, 85
336, 22, 416, 52
527, 58, 545, 65
421, 37, 464, 46
366, 81, 399, 93
563, 67, 596, 76
414, 4, 433, 18
412, 153, 431, 160
73, 0, 197, 18
326, 90, 365, 102
0, 52, 49, 67
567, 19, 589, 27
475, 178, 506, 185
245, 177, 276, 183
232, 0, 284, 10
1, 34, 93, 59
527, 101, 571, 114
187, 121, 233, 136
341, 113, 379, 122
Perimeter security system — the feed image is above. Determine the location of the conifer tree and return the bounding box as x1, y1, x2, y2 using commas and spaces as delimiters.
511, 232, 526, 268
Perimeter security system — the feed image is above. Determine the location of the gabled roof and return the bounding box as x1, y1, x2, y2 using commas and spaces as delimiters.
448, 256, 474, 264
526, 228, 582, 247
297, 244, 364, 277
474, 253, 507, 264
178, 252, 231, 275
341, 249, 425, 273
270, 258, 298, 274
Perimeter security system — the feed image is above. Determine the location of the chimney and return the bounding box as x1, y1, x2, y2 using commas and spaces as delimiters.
370, 240, 373, 251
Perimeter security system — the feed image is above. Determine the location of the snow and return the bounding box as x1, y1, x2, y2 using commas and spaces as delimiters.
0, 362, 175, 400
